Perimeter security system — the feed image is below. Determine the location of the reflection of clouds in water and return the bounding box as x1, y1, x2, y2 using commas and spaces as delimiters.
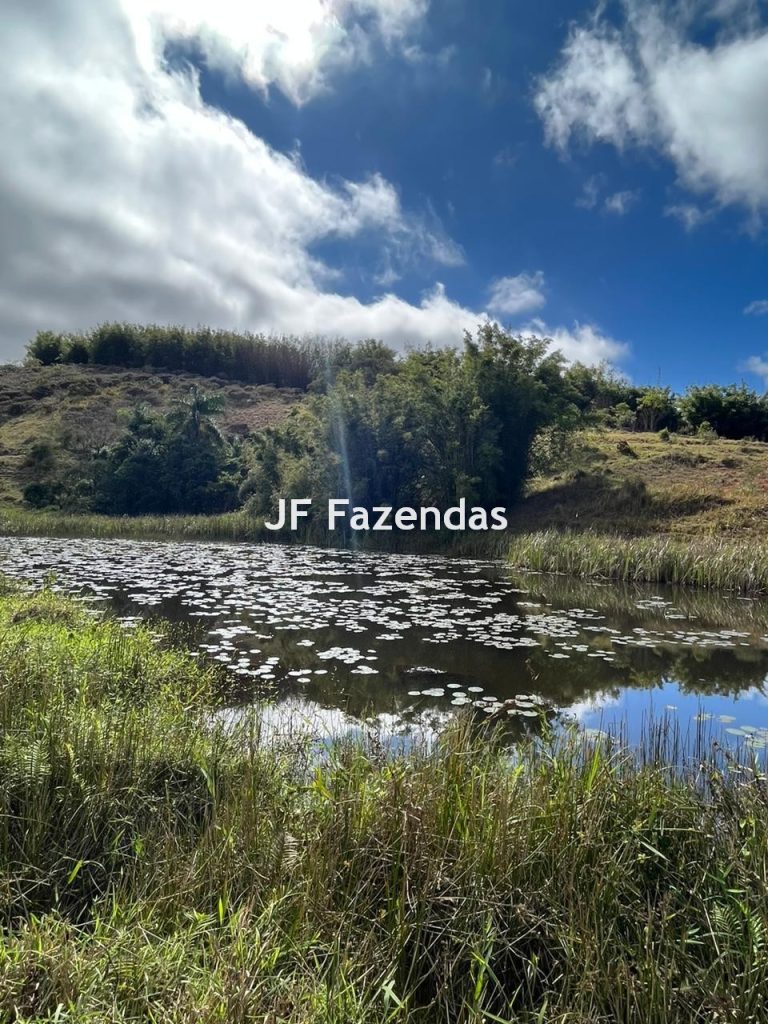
728, 685, 768, 703
220, 697, 451, 749
562, 691, 621, 722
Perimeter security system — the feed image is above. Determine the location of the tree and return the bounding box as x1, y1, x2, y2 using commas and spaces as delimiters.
679, 384, 768, 440
636, 387, 678, 432
169, 385, 226, 442
89, 399, 239, 515
245, 326, 580, 524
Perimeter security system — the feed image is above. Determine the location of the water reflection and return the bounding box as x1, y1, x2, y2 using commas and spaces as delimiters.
2, 536, 768, 742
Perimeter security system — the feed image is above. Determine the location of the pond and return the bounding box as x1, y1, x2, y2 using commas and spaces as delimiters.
3, 535, 768, 747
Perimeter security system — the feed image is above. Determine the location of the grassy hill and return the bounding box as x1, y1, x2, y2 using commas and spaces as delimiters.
0, 363, 301, 506
511, 428, 768, 539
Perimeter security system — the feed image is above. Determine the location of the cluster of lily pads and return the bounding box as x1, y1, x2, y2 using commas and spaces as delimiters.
2, 536, 768, 736
695, 712, 768, 748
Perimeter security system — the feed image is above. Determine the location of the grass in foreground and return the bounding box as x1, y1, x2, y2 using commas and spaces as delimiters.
2, 586, 768, 1020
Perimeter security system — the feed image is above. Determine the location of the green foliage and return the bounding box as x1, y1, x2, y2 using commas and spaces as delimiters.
246, 326, 580, 526
20, 388, 240, 516
564, 359, 638, 414
92, 390, 240, 515
2, 586, 768, 1021
680, 383, 768, 440
22, 480, 63, 509
27, 330, 65, 365
26, 322, 337, 389
636, 385, 677, 432
323, 337, 399, 386
563, 366, 680, 432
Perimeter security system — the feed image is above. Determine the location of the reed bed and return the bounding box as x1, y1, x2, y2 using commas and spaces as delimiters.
0, 508, 268, 542
0, 583, 767, 1020
508, 528, 768, 595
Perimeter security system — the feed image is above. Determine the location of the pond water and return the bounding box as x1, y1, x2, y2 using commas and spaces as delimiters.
3, 535, 768, 746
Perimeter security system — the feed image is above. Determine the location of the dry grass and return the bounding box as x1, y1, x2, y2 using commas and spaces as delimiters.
510, 428, 768, 539
0, 363, 301, 504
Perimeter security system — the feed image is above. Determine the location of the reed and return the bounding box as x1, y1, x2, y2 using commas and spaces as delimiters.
1, 582, 768, 1020
508, 528, 768, 594
0, 508, 269, 542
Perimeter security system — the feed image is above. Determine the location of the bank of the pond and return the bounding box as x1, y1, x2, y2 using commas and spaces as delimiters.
1, 582, 768, 1021
0, 507, 269, 542
3, 507, 768, 596
0, 507, 508, 555
509, 529, 768, 595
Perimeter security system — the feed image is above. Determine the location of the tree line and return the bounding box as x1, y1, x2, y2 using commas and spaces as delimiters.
27, 323, 333, 390
21, 323, 768, 522
24, 326, 579, 519
565, 363, 768, 440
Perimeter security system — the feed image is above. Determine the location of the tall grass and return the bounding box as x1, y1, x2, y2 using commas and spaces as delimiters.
509, 528, 768, 594
0, 508, 269, 542
2, 583, 768, 1020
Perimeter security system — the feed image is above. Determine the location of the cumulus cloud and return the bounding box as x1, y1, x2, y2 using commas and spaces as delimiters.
742, 355, 768, 386
0, 0, 630, 368
0, 0, 486, 358
133, 0, 429, 104
535, 2, 768, 216
745, 300, 768, 316
487, 272, 546, 316
530, 321, 629, 365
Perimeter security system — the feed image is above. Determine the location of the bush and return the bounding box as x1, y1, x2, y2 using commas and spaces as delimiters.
22, 481, 61, 509
681, 384, 768, 440
26, 331, 64, 366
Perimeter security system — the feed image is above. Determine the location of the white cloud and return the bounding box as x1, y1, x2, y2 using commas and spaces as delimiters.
745, 300, 768, 316
0, 0, 490, 358
487, 272, 546, 316
535, 3, 768, 215
604, 189, 639, 215
0, 0, 630, 369
133, 0, 429, 105
576, 175, 602, 210
528, 321, 629, 365
743, 355, 768, 385
576, 176, 639, 215
535, 24, 651, 150
664, 202, 713, 230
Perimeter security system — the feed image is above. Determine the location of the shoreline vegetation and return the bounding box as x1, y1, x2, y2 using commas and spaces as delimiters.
507, 530, 768, 596
3, 508, 768, 595
1, 581, 767, 1020
8, 326, 768, 593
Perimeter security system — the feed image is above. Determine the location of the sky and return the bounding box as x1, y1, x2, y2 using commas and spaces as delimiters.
2, 0, 768, 390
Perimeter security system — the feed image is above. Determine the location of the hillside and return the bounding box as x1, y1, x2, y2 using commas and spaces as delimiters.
0, 363, 301, 506
510, 429, 768, 539
3, 363, 767, 544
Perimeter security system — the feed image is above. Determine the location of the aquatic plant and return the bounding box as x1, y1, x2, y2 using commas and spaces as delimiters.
509, 529, 768, 594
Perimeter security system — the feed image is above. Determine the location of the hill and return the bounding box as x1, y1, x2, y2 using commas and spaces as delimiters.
510, 428, 768, 539
0, 363, 301, 506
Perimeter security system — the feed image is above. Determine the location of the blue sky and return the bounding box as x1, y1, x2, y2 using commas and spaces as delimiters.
3, 0, 768, 390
